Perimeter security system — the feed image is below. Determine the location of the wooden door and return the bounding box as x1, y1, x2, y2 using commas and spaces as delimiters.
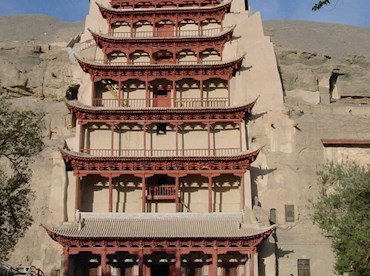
153, 86, 171, 107
157, 24, 174, 37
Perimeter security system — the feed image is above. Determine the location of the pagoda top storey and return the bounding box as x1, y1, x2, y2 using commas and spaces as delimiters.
108, 0, 229, 9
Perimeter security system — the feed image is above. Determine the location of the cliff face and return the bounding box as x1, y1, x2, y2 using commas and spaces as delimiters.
1, 14, 369, 273
264, 20, 370, 103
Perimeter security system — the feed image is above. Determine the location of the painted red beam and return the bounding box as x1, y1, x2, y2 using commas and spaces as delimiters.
66, 99, 256, 124
75, 55, 245, 82
110, 0, 224, 9
60, 148, 260, 172
89, 26, 234, 54
321, 139, 370, 147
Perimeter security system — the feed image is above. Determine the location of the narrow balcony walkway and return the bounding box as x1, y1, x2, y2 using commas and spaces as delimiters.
80, 148, 240, 157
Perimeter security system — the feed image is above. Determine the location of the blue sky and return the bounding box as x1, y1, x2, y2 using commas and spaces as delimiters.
0, 0, 369, 28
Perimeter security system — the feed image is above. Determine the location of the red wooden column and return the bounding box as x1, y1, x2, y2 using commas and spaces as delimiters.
249, 252, 254, 276
210, 249, 218, 275
175, 249, 181, 276
207, 123, 211, 155
200, 78, 204, 106
142, 122, 147, 156
175, 175, 179, 212
145, 79, 150, 107
138, 250, 144, 276
208, 175, 213, 212
63, 247, 69, 276
172, 79, 177, 107
74, 174, 80, 213
227, 78, 231, 105
108, 175, 113, 212
110, 124, 115, 156
241, 174, 245, 209
141, 175, 146, 212
91, 79, 96, 106
78, 124, 85, 152
118, 80, 122, 106
239, 120, 243, 150
101, 249, 109, 276
175, 124, 179, 155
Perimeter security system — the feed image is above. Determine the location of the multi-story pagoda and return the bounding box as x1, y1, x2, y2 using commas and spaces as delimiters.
45, 0, 275, 275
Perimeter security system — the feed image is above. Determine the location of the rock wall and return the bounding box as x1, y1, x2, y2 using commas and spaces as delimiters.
1, 15, 369, 275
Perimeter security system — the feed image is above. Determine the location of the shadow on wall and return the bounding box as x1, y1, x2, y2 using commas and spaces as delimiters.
250, 166, 277, 204
258, 231, 294, 276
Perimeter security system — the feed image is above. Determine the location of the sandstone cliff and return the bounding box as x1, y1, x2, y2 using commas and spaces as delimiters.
0, 15, 369, 273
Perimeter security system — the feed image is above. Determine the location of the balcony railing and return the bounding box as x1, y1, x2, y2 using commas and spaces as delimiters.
81, 148, 240, 157
108, 27, 226, 38
110, 0, 223, 9
91, 59, 221, 66
92, 97, 229, 108
147, 185, 176, 200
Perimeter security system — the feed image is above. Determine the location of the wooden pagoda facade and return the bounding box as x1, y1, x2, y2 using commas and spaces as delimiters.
46, 0, 274, 275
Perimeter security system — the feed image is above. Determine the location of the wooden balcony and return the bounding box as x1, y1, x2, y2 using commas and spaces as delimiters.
107, 27, 227, 39
92, 97, 228, 108
147, 185, 176, 200
81, 148, 240, 157
90, 59, 222, 66
110, 0, 222, 9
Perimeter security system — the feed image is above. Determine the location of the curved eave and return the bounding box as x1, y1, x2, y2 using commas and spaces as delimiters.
66, 98, 256, 117
76, 54, 244, 72
60, 148, 260, 163
43, 224, 274, 241
89, 26, 235, 45
97, 0, 232, 18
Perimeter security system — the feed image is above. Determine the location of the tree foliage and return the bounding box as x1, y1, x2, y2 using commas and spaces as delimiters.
312, 162, 370, 275
0, 100, 44, 260
312, 0, 331, 11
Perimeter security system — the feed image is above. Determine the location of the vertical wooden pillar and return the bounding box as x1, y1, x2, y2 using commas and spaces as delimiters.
249, 252, 254, 276
175, 249, 181, 276
78, 124, 84, 152
143, 122, 147, 156
207, 123, 211, 155
241, 174, 245, 209
175, 124, 179, 155
130, 22, 134, 38
210, 249, 218, 275
101, 250, 109, 276
200, 78, 204, 106
142, 175, 146, 212
63, 247, 69, 276
91, 79, 96, 106
198, 21, 201, 36
173, 80, 177, 107
110, 124, 114, 156
239, 121, 243, 150
175, 175, 179, 212
75, 175, 80, 214
208, 175, 212, 212
118, 80, 122, 106
108, 175, 113, 212
227, 78, 231, 105
145, 80, 150, 107
138, 250, 144, 276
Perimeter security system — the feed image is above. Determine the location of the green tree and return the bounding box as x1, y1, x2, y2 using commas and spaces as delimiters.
312, 162, 370, 275
0, 100, 44, 260
312, 0, 331, 11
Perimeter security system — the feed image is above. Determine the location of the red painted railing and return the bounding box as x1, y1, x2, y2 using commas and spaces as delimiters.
147, 185, 176, 200
110, 0, 222, 9
108, 27, 226, 38
90, 59, 221, 66
92, 97, 228, 108
81, 148, 240, 157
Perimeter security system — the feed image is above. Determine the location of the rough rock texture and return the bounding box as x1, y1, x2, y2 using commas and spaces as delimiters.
263, 21, 370, 101
0, 42, 79, 100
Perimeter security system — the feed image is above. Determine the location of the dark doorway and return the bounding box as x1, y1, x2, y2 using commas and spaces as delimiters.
151, 264, 170, 276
